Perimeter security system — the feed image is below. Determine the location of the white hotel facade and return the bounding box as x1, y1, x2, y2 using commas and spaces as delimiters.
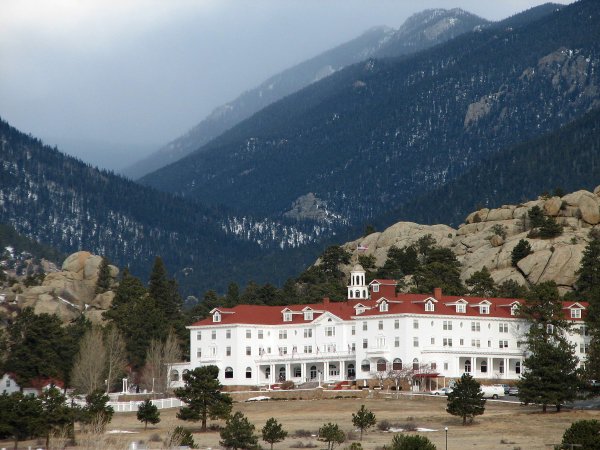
170, 265, 590, 388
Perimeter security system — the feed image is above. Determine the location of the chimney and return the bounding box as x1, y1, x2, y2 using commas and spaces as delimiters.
433, 287, 442, 300
323, 297, 330, 306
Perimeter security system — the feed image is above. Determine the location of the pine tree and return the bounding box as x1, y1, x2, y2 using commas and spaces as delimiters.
219, 411, 259, 450
148, 256, 183, 323
539, 216, 563, 238
511, 239, 532, 267
318, 423, 345, 450
465, 266, 496, 297
446, 373, 486, 425
561, 420, 600, 450
528, 206, 545, 228
95, 257, 111, 294
261, 417, 288, 450
136, 399, 160, 430
39, 387, 75, 449
388, 434, 437, 450
351, 405, 376, 440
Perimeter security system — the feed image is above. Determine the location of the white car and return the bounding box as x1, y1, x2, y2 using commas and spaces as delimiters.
430, 387, 453, 395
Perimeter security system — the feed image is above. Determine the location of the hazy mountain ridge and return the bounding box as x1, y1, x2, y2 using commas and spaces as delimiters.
140, 1, 600, 229
124, 8, 488, 180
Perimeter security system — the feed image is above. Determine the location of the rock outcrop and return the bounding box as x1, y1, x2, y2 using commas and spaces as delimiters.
16, 251, 119, 323
341, 186, 600, 295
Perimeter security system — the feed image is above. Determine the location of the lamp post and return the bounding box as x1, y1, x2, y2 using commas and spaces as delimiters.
445, 426, 448, 450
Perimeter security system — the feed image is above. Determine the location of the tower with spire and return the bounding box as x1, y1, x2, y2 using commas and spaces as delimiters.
347, 264, 369, 300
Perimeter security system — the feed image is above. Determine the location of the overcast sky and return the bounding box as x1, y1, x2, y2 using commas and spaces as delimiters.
0, 0, 574, 170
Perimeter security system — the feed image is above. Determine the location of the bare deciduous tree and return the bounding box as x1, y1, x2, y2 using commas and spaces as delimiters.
142, 329, 182, 395
103, 325, 127, 393
71, 327, 106, 395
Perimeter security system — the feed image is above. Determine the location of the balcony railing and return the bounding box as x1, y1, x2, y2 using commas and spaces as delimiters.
255, 350, 355, 363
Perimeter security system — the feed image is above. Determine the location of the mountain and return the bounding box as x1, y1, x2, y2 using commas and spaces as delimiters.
123, 8, 488, 180
140, 1, 599, 229
0, 118, 332, 294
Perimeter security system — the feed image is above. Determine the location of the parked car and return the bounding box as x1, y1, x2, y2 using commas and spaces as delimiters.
430, 387, 453, 395
494, 384, 510, 395
508, 386, 519, 396
481, 385, 505, 399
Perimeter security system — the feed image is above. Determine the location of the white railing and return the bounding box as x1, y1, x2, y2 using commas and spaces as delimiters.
71, 397, 183, 413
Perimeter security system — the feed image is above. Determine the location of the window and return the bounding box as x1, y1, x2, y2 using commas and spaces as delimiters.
480, 360, 487, 373
258, 330, 263, 339
283, 311, 292, 322
459, 339, 464, 346
443, 338, 453, 347
246, 346, 251, 356
581, 325, 590, 336
499, 340, 508, 349
325, 326, 336, 337
413, 319, 419, 329
471, 322, 481, 332
304, 310, 314, 320
279, 330, 287, 339
395, 336, 400, 347
413, 358, 419, 371
351, 342, 356, 352
443, 320, 452, 331
431, 362, 437, 370
196, 349, 202, 358
246, 367, 252, 379
425, 301, 434, 312
499, 323, 508, 333
394, 319, 399, 329
225, 367, 233, 378
464, 359, 472, 373
304, 329, 313, 338
211, 330, 216, 340
304, 345, 313, 354
377, 359, 387, 372
246, 329, 251, 339
226, 329, 231, 339
226, 346, 231, 356
471, 339, 480, 348
196, 331, 202, 340
515, 361, 521, 374
279, 347, 288, 355
480, 304, 490, 314
372, 284, 379, 292
456, 303, 466, 313
547, 324, 555, 334
361, 360, 370, 372
488, 340, 492, 347
499, 360, 505, 374
431, 337, 435, 345
444, 362, 449, 370
378, 320, 384, 330
380, 302, 388, 312
363, 339, 368, 349
571, 308, 582, 319
581, 343, 589, 354
511, 304, 519, 316
213, 312, 221, 322
362, 321, 368, 331
351, 325, 356, 336
294, 367, 301, 377
413, 337, 419, 347
393, 358, 402, 370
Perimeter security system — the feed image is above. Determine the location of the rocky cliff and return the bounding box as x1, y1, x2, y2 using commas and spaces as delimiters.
1, 251, 119, 323
342, 186, 600, 294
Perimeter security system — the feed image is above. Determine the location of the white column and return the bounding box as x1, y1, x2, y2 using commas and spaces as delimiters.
487, 357, 492, 379
285, 363, 291, 382
270, 364, 275, 385
504, 358, 508, 378
301, 363, 306, 382
340, 361, 345, 380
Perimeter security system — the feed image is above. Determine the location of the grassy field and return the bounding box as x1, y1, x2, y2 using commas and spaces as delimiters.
4, 394, 600, 449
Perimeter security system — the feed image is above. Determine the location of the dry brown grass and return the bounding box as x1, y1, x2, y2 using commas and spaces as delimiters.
4, 394, 600, 449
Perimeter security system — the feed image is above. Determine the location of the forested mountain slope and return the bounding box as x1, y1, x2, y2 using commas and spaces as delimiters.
124, 8, 487, 179
141, 1, 599, 231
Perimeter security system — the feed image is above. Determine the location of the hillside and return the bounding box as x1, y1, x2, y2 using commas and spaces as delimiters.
124, 8, 488, 179
341, 185, 600, 295
141, 1, 599, 231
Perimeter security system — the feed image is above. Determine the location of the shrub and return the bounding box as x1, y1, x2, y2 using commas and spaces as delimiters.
387, 434, 436, 450
377, 420, 391, 431
294, 430, 315, 438
561, 420, 600, 450
491, 224, 507, 239
511, 239, 532, 267
281, 380, 295, 390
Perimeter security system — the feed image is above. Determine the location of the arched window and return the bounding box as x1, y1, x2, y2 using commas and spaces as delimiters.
182, 369, 189, 376
170, 370, 179, 382
464, 359, 471, 373
310, 365, 317, 379
413, 358, 419, 371
225, 367, 233, 379
347, 364, 355, 379
480, 360, 487, 373
392, 358, 402, 370
245, 367, 252, 379
279, 367, 286, 381
377, 358, 387, 372
515, 361, 521, 374
361, 359, 370, 372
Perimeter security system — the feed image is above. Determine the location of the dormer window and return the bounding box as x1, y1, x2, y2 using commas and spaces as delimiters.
304, 310, 313, 321
571, 308, 582, 319
479, 305, 490, 315
425, 301, 434, 312
380, 301, 388, 312
213, 311, 221, 323
283, 311, 292, 322
456, 303, 466, 313
372, 284, 380, 293
511, 304, 519, 316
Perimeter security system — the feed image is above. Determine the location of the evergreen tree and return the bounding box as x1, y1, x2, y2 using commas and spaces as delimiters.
351, 404, 376, 440
496, 280, 528, 299
561, 419, 600, 450
388, 433, 437, 450
578, 231, 600, 380
414, 247, 465, 295
219, 411, 259, 450
0, 392, 43, 449
517, 282, 579, 412
539, 216, 563, 238
225, 282, 240, 306
319, 246, 352, 279
528, 206, 545, 228
511, 239, 532, 267
261, 417, 287, 450
39, 387, 75, 449
171, 426, 198, 449
136, 399, 160, 430
148, 256, 183, 323
81, 390, 114, 430
95, 257, 111, 294
465, 266, 496, 297
175, 366, 233, 432
446, 373, 486, 425
318, 422, 345, 450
